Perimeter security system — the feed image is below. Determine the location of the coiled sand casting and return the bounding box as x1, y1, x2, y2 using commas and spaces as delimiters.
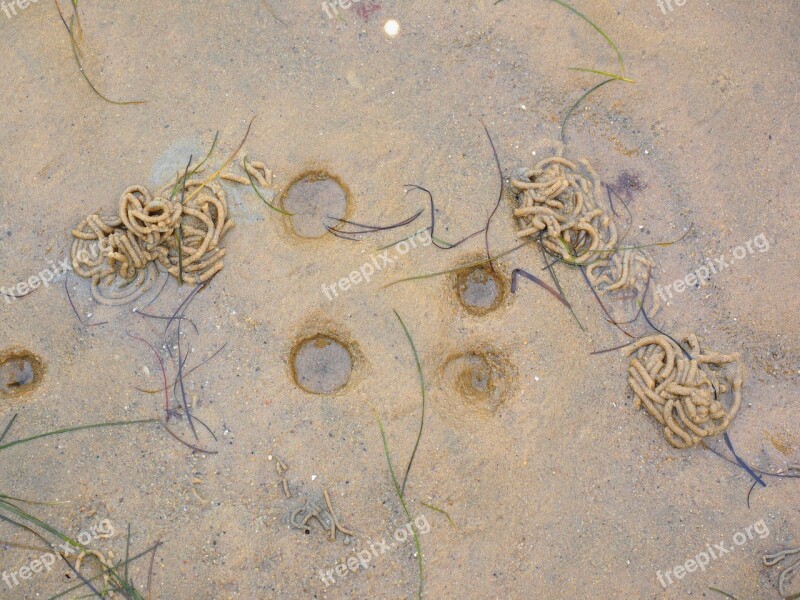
70, 159, 271, 304
763, 545, 800, 598
510, 155, 658, 314
624, 333, 743, 449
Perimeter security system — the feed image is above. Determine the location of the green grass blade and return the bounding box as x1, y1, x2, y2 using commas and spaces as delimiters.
0, 539, 53, 553
0, 494, 64, 506
384, 237, 537, 288
364, 400, 423, 600
550, 0, 624, 76
549, 266, 583, 329
0, 502, 151, 599
569, 67, 634, 82
181, 117, 256, 207
376, 228, 451, 252
48, 543, 161, 600
0, 513, 59, 552
419, 502, 455, 527
0, 498, 83, 548
170, 132, 219, 200
0, 413, 17, 444
394, 311, 426, 497
547, 227, 693, 268
0, 512, 104, 598
708, 588, 740, 600
124, 524, 131, 586
174, 226, 184, 285
0, 419, 158, 452
54, 6, 147, 106
243, 157, 293, 215
561, 77, 616, 143
540, 237, 585, 331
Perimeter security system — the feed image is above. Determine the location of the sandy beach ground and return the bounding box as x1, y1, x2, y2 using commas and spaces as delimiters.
0, 1, 798, 598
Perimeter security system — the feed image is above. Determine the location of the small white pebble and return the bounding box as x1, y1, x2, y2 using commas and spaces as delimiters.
384, 19, 400, 37
311, 475, 317, 481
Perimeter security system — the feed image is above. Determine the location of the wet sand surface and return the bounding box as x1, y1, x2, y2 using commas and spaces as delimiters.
0, 1, 798, 598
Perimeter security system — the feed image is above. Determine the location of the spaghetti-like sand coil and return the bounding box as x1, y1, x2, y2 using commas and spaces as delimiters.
623, 333, 743, 449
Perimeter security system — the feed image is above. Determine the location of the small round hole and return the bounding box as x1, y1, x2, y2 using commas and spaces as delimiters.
0, 349, 45, 398
290, 334, 353, 394
454, 263, 507, 315
280, 171, 350, 239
